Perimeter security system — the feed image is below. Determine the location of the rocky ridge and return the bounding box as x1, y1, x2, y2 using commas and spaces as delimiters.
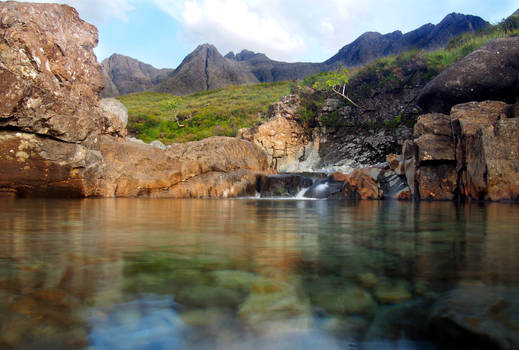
101, 13, 487, 97
153, 44, 259, 96
326, 13, 488, 67
0, 2, 270, 198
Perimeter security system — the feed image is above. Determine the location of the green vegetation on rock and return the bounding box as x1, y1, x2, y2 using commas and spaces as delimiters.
118, 82, 291, 143
309, 15, 519, 102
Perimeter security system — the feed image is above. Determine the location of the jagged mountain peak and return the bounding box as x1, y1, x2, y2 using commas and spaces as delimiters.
224, 51, 235, 59
153, 44, 258, 95
326, 12, 488, 67
102, 11, 492, 97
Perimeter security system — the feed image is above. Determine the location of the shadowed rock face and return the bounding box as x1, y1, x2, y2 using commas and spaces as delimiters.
101, 54, 173, 97
103, 13, 488, 96
0, 3, 271, 198
153, 44, 259, 96
325, 13, 488, 67
417, 38, 519, 114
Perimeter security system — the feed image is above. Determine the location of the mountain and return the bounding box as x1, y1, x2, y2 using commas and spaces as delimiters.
153, 44, 258, 95
102, 12, 488, 96
326, 13, 489, 67
101, 54, 174, 97
227, 49, 326, 83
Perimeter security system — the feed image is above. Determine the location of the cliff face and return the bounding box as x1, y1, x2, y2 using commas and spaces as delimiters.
0, 3, 270, 198
101, 54, 173, 97
326, 13, 489, 67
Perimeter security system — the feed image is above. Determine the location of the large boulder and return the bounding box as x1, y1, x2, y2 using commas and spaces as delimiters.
418, 38, 519, 114
0, 2, 271, 198
96, 136, 269, 198
403, 101, 519, 201
0, 2, 124, 143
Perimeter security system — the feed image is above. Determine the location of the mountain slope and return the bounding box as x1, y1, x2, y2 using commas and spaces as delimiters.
228, 49, 326, 83
326, 13, 489, 67
101, 54, 173, 97
103, 12, 488, 96
153, 44, 259, 95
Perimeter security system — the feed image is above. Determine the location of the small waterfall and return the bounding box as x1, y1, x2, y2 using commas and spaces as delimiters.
255, 173, 345, 199
295, 186, 310, 198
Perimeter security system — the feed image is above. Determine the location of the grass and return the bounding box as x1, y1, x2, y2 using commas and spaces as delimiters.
118, 82, 292, 143
120, 15, 519, 143
306, 14, 519, 100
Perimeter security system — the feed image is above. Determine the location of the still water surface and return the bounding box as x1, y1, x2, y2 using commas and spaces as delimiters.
0, 198, 518, 349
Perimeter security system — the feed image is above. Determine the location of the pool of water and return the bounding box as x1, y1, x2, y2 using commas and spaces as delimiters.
0, 198, 518, 349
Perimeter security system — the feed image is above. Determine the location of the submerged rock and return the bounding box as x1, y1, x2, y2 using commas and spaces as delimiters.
373, 280, 412, 304
429, 286, 519, 350
312, 285, 378, 316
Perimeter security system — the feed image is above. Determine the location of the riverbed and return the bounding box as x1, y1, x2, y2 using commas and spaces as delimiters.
0, 198, 518, 349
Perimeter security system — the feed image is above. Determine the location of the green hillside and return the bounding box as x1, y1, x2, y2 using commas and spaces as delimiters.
118, 81, 292, 143
119, 15, 519, 144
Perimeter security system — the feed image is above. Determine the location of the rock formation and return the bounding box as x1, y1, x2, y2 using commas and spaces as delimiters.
0, 2, 270, 198
153, 44, 259, 96
101, 54, 173, 97
227, 49, 325, 83
418, 37, 519, 113
326, 13, 488, 67
238, 95, 318, 172
403, 101, 519, 201
0, 2, 125, 144
102, 13, 487, 96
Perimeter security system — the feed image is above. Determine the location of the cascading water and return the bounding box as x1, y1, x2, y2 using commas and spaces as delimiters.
255, 174, 345, 200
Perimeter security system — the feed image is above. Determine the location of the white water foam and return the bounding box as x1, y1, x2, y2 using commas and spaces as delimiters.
295, 187, 310, 198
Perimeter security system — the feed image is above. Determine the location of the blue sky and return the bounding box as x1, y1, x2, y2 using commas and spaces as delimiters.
7, 0, 519, 68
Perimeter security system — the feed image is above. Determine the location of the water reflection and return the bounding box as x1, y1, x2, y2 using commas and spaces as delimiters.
0, 199, 518, 349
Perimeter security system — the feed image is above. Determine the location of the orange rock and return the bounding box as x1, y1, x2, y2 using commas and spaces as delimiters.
334, 170, 383, 200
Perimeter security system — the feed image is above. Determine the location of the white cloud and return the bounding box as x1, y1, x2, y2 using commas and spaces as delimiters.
154, 0, 309, 61
3, 0, 136, 24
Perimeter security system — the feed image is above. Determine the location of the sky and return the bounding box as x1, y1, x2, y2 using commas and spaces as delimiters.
4, 0, 518, 68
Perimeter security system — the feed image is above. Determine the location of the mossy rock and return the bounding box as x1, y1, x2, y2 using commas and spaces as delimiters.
312, 286, 377, 316
210, 270, 259, 291
373, 280, 412, 304
177, 285, 245, 308
357, 272, 379, 289
238, 288, 310, 325
179, 308, 229, 328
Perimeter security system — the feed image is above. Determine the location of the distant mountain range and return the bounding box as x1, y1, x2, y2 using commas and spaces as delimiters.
101, 12, 489, 97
